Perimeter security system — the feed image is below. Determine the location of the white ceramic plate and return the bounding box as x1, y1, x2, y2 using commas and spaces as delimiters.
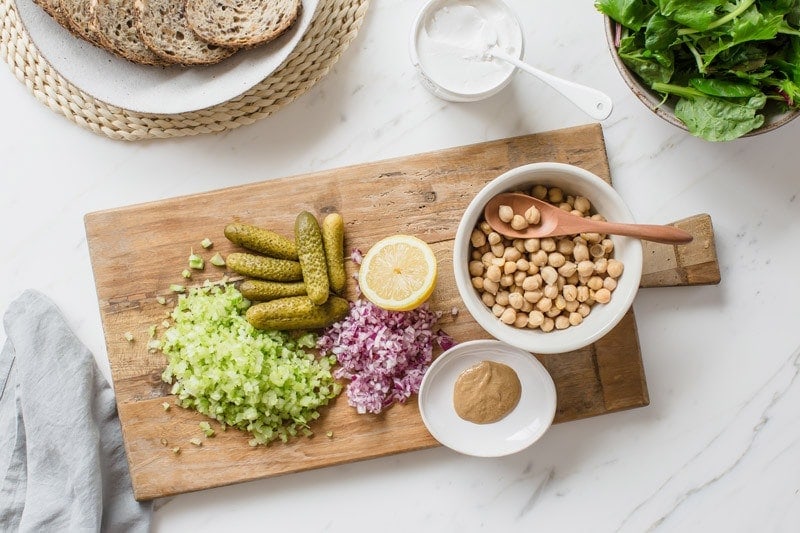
15, 0, 319, 114
418, 340, 557, 457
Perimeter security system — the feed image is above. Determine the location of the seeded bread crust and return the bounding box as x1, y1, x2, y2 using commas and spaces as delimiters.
89, 0, 173, 66
133, 0, 237, 66
32, 0, 72, 28
60, 0, 104, 46
185, 0, 301, 49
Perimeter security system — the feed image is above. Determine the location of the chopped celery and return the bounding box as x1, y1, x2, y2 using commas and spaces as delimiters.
160, 438, 168, 446
170, 284, 185, 293
159, 284, 340, 445
172, 447, 181, 454
210, 253, 226, 267
188, 250, 204, 270
149, 325, 157, 338
199, 421, 215, 437
182, 269, 192, 279
326, 431, 333, 438
156, 296, 167, 305
124, 332, 134, 342
162, 402, 171, 411
189, 438, 203, 447
201, 238, 213, 249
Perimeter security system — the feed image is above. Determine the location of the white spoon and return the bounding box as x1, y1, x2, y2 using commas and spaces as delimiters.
483, 29, 613, 120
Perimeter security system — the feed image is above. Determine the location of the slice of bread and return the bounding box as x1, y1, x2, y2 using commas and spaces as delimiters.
90, 0, 173, 66
32, 0, 72, 28
133, 0, 237, 65
185, 0, 301, 48
60, 0, 104, 46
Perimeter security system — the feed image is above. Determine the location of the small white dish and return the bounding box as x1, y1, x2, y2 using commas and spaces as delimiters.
15, 0, 319, 114
409, 0, 524, 102
418, 340, 557, 457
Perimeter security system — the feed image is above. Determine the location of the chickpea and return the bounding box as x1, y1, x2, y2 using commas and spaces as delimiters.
516, 258, 530, 272
594, 257, 608, 275
556, 275, 566, 291
522, 276, 540, 291
601, 238, 614, 254
591, 213, 606, 222
525, 205, 541, 224
594, 288, 612, 304
511, 214, 528, 231
573, 236, 588, 246
541, 317, 555, 332
488, 232, 502, 245
528, 310, 545, 327
490, 243, 505, 257
503, 247, 522, 262
554, 295, 567, 310
535, 297, 553, 312
481, 292, 495, 307
565, 299, 580, 313
479, 221, 492, 234
558, 202, 572, 212
582, 232, 602, 244
603, 277, 617, 291
566, 272, 580, 286
471, 250, 482, 260
523, 238, 540, 253
531, 249, 548, 267
577, 260, 594, 278
470, 229, 487, 248
495, 291, 510, 306
590, 243, 605, 259
607, 259, 624, 278
558, 261, 577, 278
491, 257, 505, 267
557, 238, 575, 256
498, 205, 514, 223
492, 304, 505, 317
568, 312, 583, 326
541, 266, 558, 285
524, 290, 543, 303
531, 184, 548, 200
483, 279, 499, 295
563, 284, 577, 302
514, 313, 529, 329
486, 265, 502, 283
541, 238, 557, 252
576, 285, 590, 302
500, 308, 517, 325
546, 307, 562, 318
548, 187, 564, 203
521, 301, 534, 313
578, 303, 591, 317
587, 276, 604, 291
543, 284, 559, 300
469, 261, 484, 277
503, 261, 517, 275
573, 244, 590, 262
471, 277, 484, 290
481, 252, 494, 267
555, 315, 570, 330
574, 196, 591, 214
570, 209, 584, 217
500, 274, 514, 287
508, 292, 524, 310
547, 252, 566, 268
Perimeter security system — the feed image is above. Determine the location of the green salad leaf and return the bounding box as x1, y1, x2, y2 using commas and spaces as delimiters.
599, 0, 800, 140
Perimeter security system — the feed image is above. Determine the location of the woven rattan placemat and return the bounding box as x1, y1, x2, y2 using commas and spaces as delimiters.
0, 0, 370, 141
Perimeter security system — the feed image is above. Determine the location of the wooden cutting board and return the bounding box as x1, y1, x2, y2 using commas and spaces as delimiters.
85, 124, 720, 501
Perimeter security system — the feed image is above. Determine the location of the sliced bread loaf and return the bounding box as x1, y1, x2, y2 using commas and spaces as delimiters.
134, 0, 237, 66
60, 0, 104, 46
90, 0, 173, 66
185, 0, 301, 48
32, 0, 72, 28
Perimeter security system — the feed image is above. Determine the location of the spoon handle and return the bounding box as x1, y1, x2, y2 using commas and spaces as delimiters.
492, 49, 613, 121
581, 219, 693, 244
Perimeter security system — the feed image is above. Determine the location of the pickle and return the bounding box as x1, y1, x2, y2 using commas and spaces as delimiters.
321, 213, 347, 295
246, 296, 350, 331
226, 253, 302, 281
295, 211, 330, 305
238, 280, 306, 301
224, 223, 298, 260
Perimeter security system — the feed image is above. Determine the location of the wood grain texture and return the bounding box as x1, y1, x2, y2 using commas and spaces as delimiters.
641, 214, 720, 287
84, 124, 715, 500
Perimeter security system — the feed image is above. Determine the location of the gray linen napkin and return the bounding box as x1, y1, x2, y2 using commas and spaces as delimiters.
0, 290, 151, 532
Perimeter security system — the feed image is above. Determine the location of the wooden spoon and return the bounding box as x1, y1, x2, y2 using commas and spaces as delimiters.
483, 192, 693, 244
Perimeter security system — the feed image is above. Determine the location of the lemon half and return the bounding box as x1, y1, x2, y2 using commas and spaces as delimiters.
359, 235, 438, 311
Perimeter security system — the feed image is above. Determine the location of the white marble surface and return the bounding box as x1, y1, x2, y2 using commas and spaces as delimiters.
2, 1, 800, 531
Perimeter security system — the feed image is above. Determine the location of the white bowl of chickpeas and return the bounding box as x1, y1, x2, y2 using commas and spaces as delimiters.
453, 162, 643, 354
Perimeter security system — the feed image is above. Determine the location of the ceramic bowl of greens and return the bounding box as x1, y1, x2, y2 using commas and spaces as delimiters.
599, 0, 800, 141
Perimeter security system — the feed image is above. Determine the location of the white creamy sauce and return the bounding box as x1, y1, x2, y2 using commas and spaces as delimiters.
416, 0, 521, 96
